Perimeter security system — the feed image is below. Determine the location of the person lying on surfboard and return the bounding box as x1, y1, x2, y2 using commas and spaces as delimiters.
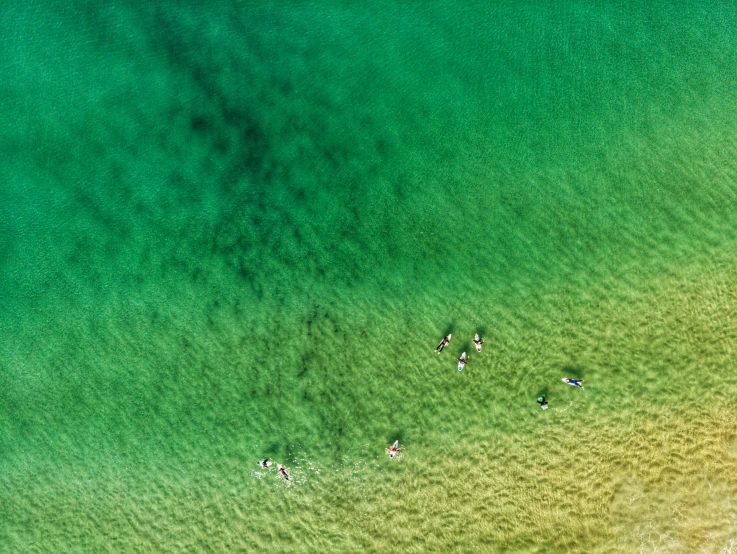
472, 334, 485, 352
562, 378, 584, 388
457, 352, 467, 371
258, 458, 272, 468
385, 440, 401, 460
277, 464, 290, 480
435, 334, 451, 354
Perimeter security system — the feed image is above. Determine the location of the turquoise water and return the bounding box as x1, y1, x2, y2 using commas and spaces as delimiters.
3, 1, 737, 551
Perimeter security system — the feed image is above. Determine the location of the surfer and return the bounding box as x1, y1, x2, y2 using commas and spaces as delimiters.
562, 378, 584, 389
385, 440, 401, 460
472, 334, 485, 352
457, 352, 467, 371
537, 395, 548, 410
435, 334, 451, 354
277, 464, 290, 481
258, 458, 272, 468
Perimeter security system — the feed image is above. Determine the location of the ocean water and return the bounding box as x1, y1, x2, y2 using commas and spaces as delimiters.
3, 1, 737, 552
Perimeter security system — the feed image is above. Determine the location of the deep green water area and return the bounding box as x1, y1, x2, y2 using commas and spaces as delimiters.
3, 1, 737, 552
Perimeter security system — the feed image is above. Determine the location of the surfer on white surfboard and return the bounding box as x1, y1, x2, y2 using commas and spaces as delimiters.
562, 378, 584, 389
435, 334, 451, 354
385, 440, 401, 460
457, 352, 467, 371
258, 458, 272, 468
277, 464, 290, 480
472, 334, 485, 352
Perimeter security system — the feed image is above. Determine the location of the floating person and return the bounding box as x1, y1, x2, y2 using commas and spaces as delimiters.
472, 334, 485, 352
385, 440, 401, 460
562, 378, 584, 389
277, 464, 290, 481
435, 334, 451, 354
258, 458, 272, 468
457, 352, 467, 371
537, 395, 549, 410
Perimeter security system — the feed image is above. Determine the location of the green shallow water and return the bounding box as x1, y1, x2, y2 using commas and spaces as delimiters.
3, 1, 737, 552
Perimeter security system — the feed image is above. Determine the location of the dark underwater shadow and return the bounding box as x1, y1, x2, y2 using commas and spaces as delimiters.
458, 341, 472, 357
388, 430, 404, 445
562, 365, 585, 379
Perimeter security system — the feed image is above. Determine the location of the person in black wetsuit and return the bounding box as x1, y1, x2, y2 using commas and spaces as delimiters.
435, 334, 451, 354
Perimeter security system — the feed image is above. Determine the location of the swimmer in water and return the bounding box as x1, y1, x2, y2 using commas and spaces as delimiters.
435, 334, 451, 354
277, 464, 290, 480
385, 440, 401, 460
258, 458, 272, 468
472, 334, 485, 352
562, 378, 584, 389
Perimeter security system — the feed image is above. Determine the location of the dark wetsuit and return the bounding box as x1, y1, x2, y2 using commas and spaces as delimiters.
436, 337, 449, 353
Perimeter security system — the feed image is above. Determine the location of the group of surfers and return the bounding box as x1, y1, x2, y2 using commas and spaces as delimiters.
260, 332, 586, 473
434, 333, 485, 370
379, 334, 489, 460
258, 458, 290, 480
434, 333, 584, 389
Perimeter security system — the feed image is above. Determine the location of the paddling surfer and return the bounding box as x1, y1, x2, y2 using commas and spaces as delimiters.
258, 458, 272, 468
277, 464, 290, 480
457, 352, 467, 371
562, 378, 584, 389
435, 334, 451, 354
385, 440, 401, 460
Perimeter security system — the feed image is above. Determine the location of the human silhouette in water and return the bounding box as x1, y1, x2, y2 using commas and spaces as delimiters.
472, 334, 485, 352
435, 334, 451, 354
385, 440, 401, 460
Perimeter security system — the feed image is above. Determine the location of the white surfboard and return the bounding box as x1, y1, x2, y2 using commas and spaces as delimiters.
473, 334, 483, 352
458, 352, 467, 371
